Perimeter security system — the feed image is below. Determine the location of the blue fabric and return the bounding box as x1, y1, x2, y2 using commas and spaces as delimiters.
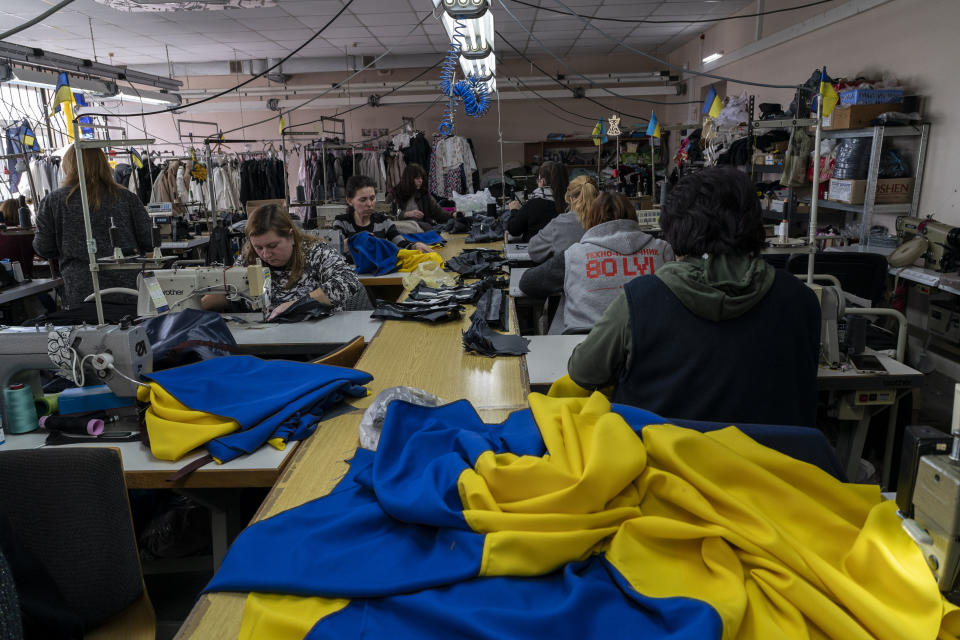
308, 557, 720, 640
206, 401, 838, 637
402, 231, 445, 246
347, 231, 399, 275
144, 356, 371, 462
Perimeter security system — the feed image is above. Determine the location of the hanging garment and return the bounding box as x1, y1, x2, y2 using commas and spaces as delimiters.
445, 248, 507, 278
370, 299, 463, 323
138, 356, 371, 463
204, 393, 959, 640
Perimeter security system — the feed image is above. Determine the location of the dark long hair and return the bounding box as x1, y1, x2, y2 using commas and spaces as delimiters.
538, 161, 569, 213
394, 163, 427, 202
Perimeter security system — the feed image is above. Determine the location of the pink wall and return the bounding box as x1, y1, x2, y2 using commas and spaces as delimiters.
663, 0, 960, 229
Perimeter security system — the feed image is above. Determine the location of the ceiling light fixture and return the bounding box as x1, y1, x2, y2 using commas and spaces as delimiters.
92, 0, 274, 12
0, 65, 115, 96
104, 89, 182, 106
702, 51, 723, 64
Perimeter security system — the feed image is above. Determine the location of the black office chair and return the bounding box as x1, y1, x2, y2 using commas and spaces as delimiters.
785, 252, 890, 306
0, 448, 155, 639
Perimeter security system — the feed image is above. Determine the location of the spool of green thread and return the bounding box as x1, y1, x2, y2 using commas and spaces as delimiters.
5, 384, 38, 434
34, 394, 59, 417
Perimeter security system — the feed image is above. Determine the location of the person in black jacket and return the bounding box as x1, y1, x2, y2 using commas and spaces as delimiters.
506, 161, 569, 242
387, 163, 450, 229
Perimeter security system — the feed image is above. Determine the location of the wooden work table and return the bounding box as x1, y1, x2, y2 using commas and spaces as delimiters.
176, 233, 527, 639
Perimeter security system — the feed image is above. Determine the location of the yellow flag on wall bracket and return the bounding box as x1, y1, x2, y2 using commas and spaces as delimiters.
279, 114, 286, 136
813, 67, 839, 118
702, 86, 722, 118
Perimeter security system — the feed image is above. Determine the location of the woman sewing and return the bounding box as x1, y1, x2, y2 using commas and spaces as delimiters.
204, 204, 362, 320
387, 163, 449, 229
333, 175, 433, 253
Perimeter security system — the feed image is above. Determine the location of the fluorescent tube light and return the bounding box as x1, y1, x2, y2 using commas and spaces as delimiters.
0, 66, 113, 96
105, 89, 181, 106
702, 52, 723, 64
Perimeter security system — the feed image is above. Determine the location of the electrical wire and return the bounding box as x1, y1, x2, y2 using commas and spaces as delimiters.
212, 9, 437, 139
538, 0, 806, 90
344, 97, 444, 146
284, 58, 444, 133
0, 0, 75, 40
79, 0, 356, 120
505, 0, 835, 24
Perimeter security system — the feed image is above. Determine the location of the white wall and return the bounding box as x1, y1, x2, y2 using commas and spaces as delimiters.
663, 0, 960, 228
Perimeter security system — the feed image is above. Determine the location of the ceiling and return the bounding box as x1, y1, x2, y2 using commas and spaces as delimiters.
0, 0, 755, 72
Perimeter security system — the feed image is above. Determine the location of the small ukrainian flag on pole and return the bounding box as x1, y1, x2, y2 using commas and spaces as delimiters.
50, 72, 76, 117
130, 148, 144, 170
703, 86, 723, 118
646, 111, 660, 138
813, 67, 839, 118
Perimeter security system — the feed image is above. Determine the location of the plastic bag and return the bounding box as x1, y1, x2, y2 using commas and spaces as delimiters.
359, 386, 445, 451
452, 188, 496, 213
401, 261, 458, 290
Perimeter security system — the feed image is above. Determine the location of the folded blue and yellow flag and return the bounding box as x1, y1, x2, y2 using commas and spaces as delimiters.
137, 356, 371, 462
207, 393, 960, 640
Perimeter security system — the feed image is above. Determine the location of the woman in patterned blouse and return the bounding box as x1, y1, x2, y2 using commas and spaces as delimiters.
205, 204, 361, 320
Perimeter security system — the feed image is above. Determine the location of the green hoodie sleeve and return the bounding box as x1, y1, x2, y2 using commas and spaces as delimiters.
567, 292, 633, 389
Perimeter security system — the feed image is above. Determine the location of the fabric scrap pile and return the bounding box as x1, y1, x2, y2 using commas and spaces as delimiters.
406, 275, 504, 306
347, 232, 444, 276
401, 230, 446, 247
445, 248, 507, 278
137, 356, 372, 466
205, 393, 960, 640
370, 299, 463, 323
462, 287, 529, 356
438, 213, 504, 243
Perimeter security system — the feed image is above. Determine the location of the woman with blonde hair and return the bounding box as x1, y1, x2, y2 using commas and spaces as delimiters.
204, 204, 361, 320
526, 175, 597, 264
520, 192, 673, 334
33, 145, 152, 308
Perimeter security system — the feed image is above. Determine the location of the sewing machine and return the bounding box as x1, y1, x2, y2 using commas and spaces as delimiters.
136, 265, 270, 316
148, 203, 191, 243
896, 216, 960, 272
0, 323, 152, 430
902, 385, 960, 595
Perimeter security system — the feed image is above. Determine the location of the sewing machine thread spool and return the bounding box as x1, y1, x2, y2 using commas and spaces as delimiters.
4, 383, 38, 434
39, 414, 104, 436
34, 394, 58, 417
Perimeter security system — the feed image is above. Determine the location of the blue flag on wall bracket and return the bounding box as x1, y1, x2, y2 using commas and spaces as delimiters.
17, 120, 40, 152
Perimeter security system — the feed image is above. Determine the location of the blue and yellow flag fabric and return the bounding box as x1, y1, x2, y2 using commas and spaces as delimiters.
49, 72, 76, 117
702, 86, 723, 118
207, 392, 960, 640
645, 111, 660, 138
136, 355, 371, 463
130, 148, 144, 170
813, 67, 839, 118
591, 119, 607, 146
16, 120, 40, 152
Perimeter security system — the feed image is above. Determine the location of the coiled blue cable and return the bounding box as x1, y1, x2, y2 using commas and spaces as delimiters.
438, 19, 491, 134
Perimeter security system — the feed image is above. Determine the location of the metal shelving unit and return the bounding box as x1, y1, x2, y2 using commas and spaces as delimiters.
803, 123, 930, 246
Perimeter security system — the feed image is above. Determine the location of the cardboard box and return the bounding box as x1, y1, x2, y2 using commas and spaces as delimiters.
824, 103, 904, 130
827, 177, 914, 204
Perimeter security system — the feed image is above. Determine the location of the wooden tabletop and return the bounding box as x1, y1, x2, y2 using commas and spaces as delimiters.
176, 233, 528, 639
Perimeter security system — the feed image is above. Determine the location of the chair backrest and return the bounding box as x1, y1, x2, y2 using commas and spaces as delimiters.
0, 448, 144, 629
313, 335, 365, 368
785, 252, 889, 305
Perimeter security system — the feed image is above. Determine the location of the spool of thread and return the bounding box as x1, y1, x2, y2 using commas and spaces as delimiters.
17, 195, 30, 228
4, 384, 38, 434
296, 185, 305, 202
34, 394, 59, 417
39, 414, 105, 437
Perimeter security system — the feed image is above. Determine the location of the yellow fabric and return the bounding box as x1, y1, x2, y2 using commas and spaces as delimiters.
239, 592, 348, 640
546, 374, 612, 399
819, 78, 840, 118
459, 391, 960, 639
138, 382, 239, 461
396, 249, 444, 272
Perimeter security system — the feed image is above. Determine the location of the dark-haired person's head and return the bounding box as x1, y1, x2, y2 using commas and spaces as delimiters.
579, 192, 634, 230
345, 175, 377, 218
397, 163, 427, 199
659, 167, 765, 258
538, 161, 569, 213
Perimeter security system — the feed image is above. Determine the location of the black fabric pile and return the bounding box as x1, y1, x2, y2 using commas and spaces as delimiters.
407, 281, 486, 305
445, 249, 507, 278
462, 316, 529, 357
465, 215, 505, 243
142, 309, 239, 367
269, 297, 333, 323
371, 300, 463, 323
472, 288, 509, 331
